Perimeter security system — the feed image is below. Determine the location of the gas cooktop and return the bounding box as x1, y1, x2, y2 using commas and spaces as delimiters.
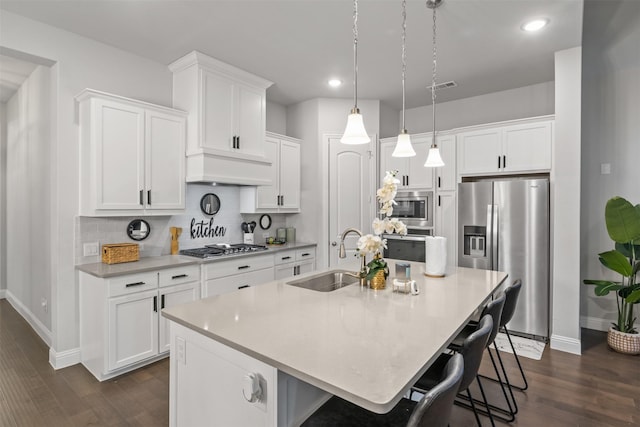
180, 243, 268, 259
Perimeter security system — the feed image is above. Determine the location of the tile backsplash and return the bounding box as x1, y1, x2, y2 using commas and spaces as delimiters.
75, 184, 288, 264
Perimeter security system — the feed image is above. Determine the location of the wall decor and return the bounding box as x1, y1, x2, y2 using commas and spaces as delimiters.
259, 214, 272, 230
200, 193, 221, 215
190, 218, 227, 239
127, 219, 150, 241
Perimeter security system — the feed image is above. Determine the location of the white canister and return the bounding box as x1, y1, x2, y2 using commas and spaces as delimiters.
425, 236, 447, 277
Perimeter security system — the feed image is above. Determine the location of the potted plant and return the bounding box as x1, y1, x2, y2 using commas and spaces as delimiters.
356, 171, 407, 289
583, 196, 640, 354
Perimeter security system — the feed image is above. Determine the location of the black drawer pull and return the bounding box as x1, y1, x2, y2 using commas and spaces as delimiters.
281, 256, 292, 260
238, 285, 250, 289
171, 274, 188, 279
238, 265, 250, 270
125, 281, 145, 287
301, 253, 310, 257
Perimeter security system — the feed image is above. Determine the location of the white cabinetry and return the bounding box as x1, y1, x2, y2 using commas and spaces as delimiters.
240, 133, 301, 213
433, 134, 457, 191
202, 254, 275, 297
434, 192, 457, 268
80, 264, 200, 381
170, 51, 274, 185
379, 135, 434, 189
77, 89, 186, 216
457, 118, 553, 176
274, 248, 316, 280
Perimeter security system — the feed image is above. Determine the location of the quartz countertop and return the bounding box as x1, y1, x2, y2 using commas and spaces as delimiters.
162, 260, 508, 413
76, 242, 317, 278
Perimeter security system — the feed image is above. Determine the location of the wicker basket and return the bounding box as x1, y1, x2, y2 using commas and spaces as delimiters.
102, 243, 139, 264
607, 327, 640, 355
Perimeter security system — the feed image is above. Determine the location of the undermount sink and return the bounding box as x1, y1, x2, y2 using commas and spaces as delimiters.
286, 270, 359, 292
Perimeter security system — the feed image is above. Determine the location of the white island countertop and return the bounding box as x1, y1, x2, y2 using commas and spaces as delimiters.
162, 261, 508, 414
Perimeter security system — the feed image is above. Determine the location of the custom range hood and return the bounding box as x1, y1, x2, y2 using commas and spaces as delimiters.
169, 51, 274, 185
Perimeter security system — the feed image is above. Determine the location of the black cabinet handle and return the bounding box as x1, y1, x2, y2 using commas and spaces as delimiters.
406, 175, 409, 186
153, 296, 157, 312
161, 294, 165, 309
125, 281, 146, 287
238, 265, 250, 270
498, 156, 501, 169
438, 177, 441, 188
238, 285, 250, 289
171, 274, 188, 279
139, 190, 143, 205
281, 256, 292, 260
232, 136, 237, 149
503, 155, 506, 168
237, 136, 240, 149
438, 195, 441, 207
301, 253, 310, 257
147, 190, 151, 205
280, 195, 284, 205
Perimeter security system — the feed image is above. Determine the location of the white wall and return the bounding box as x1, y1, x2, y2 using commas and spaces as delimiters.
404, 81, 555, 133
0, 10, 174, 366
551, 47, 582, 355
5, 65, 53, 345
0, 102, 5, 297
287, 98, 380, 269
266, 100, 287, 135
580, 0, 640, 331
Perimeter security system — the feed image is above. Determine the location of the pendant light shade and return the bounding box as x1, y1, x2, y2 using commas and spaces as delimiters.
341, 0, 370, 145
392, 131, 416, 157
341, 108, 370, 145
424, 0, 445, 168
392, 0, 416, 158
424, 146, 445, 167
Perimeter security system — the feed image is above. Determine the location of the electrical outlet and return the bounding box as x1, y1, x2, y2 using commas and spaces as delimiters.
83, 242, 99, 256
176, 337, 186, 364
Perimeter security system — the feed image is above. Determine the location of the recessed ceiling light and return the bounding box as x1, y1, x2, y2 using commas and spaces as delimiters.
328, 79, 342, 88
522, 19, 549, 32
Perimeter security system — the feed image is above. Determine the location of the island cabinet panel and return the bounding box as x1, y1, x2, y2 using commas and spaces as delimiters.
457, 118, 553, 176
170, 323, 278, 427
76, 89, 187, 216
79, 264, 200, 381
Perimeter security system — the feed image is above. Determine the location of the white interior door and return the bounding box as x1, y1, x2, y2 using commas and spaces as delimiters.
328, 137, 375, 267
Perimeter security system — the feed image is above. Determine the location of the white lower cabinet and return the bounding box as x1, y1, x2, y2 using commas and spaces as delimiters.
274, 248, 316, 280
80, 264, 200, 381
202, 254, 275, 297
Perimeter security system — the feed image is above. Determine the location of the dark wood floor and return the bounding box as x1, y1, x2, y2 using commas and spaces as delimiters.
1, 298, 638, 426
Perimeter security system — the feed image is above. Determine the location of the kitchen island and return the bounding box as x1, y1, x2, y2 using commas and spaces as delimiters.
162, 260, 508, 426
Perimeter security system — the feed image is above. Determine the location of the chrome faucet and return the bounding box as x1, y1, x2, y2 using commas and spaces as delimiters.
338, 228, 367, 285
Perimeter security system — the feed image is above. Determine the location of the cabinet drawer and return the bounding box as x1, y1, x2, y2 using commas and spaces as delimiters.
203, 267, 275, 297
159, 265, 200, 288
295, 248, 315, 261
204, 254, 274, 279
274, 250, 296, 265
108, 272, 158, 297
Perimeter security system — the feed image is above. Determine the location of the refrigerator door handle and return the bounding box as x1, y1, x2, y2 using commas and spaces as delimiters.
491, 204, 498, 270
486, 204, 493, 267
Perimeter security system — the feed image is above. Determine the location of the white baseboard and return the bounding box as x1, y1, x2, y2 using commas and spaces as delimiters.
49, 347, 81, 369
0, 289, 6, 299
580, 315, 611, 332
550, 334, 582, 355
5, 290, 52, 347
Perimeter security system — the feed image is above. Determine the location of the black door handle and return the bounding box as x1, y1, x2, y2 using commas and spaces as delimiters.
153, 296, 157, 312
503, 155, 506, 168
147, 190, 151, 205
161, 294, 165, 309
139, 190, 143, 205
498, 156, 501, 169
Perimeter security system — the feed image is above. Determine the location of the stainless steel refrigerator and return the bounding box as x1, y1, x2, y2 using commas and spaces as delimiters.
458, 178, 549, 340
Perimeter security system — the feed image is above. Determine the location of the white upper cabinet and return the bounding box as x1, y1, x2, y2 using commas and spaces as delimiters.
379, 135, 434, 189
433, 134, 457, 192
77, 89, 187, 216
170, 51, 274, 185
240, 133, 301, 213
457, 118, 553, 176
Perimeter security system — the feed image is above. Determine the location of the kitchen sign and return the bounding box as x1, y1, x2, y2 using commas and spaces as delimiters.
190, 218, 227, 239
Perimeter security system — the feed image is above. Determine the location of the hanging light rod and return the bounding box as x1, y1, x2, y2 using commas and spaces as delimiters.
424, 0, 445, 168
392, 0, 416, 158
341, 0, 370, 145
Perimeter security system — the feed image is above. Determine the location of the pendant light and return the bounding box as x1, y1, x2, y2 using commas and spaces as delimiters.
341, 0, 370, 145
424, 0, 445, 167
392, 0, 416, 157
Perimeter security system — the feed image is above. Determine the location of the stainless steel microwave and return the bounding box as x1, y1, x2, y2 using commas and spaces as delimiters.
389, 190, 434, 229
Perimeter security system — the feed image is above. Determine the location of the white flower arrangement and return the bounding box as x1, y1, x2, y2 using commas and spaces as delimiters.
357, 171, 408, 269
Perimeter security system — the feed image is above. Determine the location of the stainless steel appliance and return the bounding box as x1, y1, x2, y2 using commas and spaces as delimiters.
180, 243, 268, 259
458, 178, 549, 340
389, 190, 433, 229
383, 227, 432, 263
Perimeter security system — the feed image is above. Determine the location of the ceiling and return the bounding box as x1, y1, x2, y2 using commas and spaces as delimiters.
0, 0, 583, 110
